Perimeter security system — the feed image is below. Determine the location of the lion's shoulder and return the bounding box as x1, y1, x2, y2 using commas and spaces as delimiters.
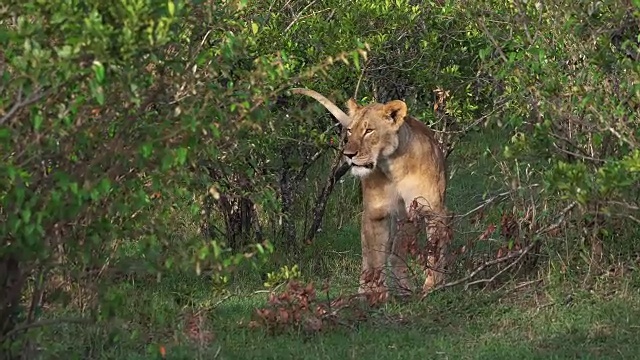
405, 116, 437, 139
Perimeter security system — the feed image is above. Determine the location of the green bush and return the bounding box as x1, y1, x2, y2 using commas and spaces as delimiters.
466, 0, 640, 250
1, 0, 639, 356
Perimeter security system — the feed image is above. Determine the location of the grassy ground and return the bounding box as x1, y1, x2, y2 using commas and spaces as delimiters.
29, 131, 640, 359
36, 249, 640, 360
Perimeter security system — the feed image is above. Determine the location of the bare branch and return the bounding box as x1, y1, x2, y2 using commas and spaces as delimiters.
284, 0, 319, 32
606, 200, 640, 211
552, 142, 606, 162
452, 184, 540, 221
1, 317, 93, 341
477, 18, 508, 63
353, 58, 369, 100
306, 150, 351, 243
293, 148, 327, 183
431, 102, 507, 135
0, 86, 48, 125
423, 201, 577, 297
607, 126, 638, 149
548, 132, 605, 162
424, 246, 527, 296
463, 246, 529, 290
626, 215, 640, 224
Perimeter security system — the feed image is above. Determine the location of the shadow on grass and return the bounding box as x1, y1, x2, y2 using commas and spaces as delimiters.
216, 286, 640, 360
27, 269, 640, 360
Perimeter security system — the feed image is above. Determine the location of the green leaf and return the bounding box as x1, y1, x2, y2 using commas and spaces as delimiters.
69, 182, 79, 195
96, 89, 105, 105
175, 147, 188, 165
89, 81, 105, 105
161, 153, 173, 171
212, 241, 222, 259
33, 113, 43, 131
92, 61, 105, 84
24, 223, 37, 239
140, 143, 153, 159
56, 45, 74, 59
14, 186, 25, 207
197, 245, 209, 260
98, 178, 111, 194
90, 189, 100, 201
251, 22, 259, 35
0, 128, 10, 141
167, 0, 175, 16
21, 209, 31, 223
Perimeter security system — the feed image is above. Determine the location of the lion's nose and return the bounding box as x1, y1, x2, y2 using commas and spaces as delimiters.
343, 148, 357, 159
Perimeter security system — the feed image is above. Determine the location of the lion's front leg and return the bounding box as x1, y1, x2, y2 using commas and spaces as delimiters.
359, 214, 391, 297
423, 211, 452, 292
389, 218, 417, 296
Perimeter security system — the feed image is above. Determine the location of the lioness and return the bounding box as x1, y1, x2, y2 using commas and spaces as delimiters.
292, 88, 450, 295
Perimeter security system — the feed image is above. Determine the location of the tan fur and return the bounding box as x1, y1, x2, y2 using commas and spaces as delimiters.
292, 88, 450, 295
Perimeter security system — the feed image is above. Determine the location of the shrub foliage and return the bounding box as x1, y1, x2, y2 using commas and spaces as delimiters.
1, 0, 638, 355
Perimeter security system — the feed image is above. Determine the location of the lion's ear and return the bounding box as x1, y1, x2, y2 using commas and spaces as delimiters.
384, 100, 407, 129
346, 98, 360, 116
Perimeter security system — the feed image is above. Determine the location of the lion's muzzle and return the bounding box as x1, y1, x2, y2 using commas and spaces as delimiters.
343, 148, 374, 169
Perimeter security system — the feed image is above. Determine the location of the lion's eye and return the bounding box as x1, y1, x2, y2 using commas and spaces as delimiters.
364, 128, 374, 135
346, 128, 352, 135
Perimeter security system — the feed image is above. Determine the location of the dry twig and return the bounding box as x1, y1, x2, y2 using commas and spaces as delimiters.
422, 201, 577, 299
1, 317, 93, 342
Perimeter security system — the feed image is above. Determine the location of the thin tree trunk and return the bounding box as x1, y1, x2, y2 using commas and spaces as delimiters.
0, 255, 25, 350
279, 147, 297, 249
306, 152, 351, 243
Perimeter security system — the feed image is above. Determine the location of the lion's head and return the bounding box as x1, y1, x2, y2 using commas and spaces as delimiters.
342, 98, 407, 177
291, 88, 408, 178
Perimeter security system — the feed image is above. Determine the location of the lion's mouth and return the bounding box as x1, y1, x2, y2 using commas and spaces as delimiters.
353, 163, 374, 169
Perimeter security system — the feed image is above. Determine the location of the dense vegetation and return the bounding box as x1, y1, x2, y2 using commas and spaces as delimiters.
1, 0, 639, 358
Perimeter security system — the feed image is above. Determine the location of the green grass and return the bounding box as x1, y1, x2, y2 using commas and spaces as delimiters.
33, 266, 640, 360
23, 130, 640, 359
